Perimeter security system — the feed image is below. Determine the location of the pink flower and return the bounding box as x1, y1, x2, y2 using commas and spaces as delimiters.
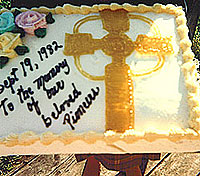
15, 11, 47, 35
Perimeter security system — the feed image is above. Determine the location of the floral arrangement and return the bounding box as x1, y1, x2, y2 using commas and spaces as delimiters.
0, 9, 55, 68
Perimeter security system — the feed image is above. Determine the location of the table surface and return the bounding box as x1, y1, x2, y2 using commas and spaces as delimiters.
0, 153, 200, 175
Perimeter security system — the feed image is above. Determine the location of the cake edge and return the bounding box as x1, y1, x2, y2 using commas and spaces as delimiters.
0, 3, 200, 147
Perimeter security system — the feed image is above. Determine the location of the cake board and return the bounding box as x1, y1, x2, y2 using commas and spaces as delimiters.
0, 1, 200, 155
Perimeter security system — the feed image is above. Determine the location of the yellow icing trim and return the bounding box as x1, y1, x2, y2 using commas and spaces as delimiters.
175, 9, 200, 130
0, 3, 184, 15
1, 129, 200, 147
2, 134, 19, 147
18, 132, 40, 146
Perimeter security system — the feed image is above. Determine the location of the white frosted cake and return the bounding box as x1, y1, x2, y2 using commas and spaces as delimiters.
0, 3, 200, 153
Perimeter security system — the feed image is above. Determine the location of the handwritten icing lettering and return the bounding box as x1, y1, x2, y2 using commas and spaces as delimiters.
52, 41, 63, 51
16, 85, 34, 104
63, 113, 75, 130
20, 58, 34, 77
41, 114, 52, 128
82, 88, 100, 108
27, 96, 41, 116
0, 85, 4, 95
38, 41, 63, 61
38, 47, 47, 61
63, 87, 100, 130
40, 83, 81, 128
51, 83, 81, 120
0, 68, 19, 95
0, 98, 15, 116
46, 44, 54, 55
0, 39, 100, 131
44, 80, 64, 99
7, 102, 14, 112
10, 68, 19, 82
33, 59, 70, 90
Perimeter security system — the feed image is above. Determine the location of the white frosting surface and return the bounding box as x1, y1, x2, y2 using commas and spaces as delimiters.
0, 12, 189, 137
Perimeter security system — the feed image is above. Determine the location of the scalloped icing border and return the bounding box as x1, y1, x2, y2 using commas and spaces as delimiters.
0, 3, 200, 147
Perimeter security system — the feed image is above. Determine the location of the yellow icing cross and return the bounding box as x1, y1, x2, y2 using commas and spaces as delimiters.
64, 9, 174, 133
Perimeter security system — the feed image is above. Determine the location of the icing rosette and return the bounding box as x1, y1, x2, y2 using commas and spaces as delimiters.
0, 32, 29, 68
0, 32, 22, 59
15, 11, 47, 35
0, 12, 15, 34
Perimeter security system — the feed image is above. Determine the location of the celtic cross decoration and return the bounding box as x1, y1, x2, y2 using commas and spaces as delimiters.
64, 9, 173, 133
